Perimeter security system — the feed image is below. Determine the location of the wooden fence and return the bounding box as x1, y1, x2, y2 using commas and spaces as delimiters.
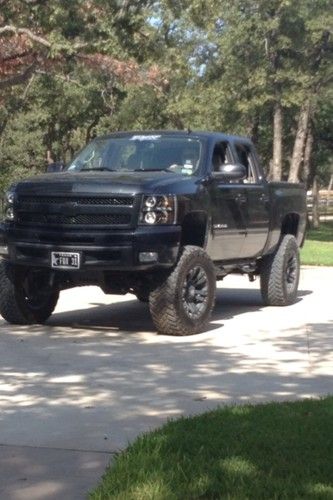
307, 190, 333, 218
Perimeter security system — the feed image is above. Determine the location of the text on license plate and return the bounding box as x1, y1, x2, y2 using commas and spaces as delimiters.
51, 252, 80, 269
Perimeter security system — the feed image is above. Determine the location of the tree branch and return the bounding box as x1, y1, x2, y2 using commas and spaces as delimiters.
22, 73, 35, 100
21, 0, 47, 4
35, 69, 83, 87
0, 25, 88, 51
0, 62, 36, 90
2, 51, 31, 62
0, 25, 51, 48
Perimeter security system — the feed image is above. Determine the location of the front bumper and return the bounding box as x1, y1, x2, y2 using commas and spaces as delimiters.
0, 223, 181, 270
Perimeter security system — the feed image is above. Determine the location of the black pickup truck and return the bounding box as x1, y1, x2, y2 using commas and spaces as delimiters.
0, 131, 306, 335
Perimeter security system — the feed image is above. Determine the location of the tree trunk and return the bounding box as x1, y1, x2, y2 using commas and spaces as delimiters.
288, 100, 311, 183
328, 174, 333, 192
311, 176, 320, 229
0, 117, 8, 138
170, 114, 184, 130
248, 114, 260, 145
46, 150, 54, 165
269, 101, 283, 181
86, 117, 100, 144
327, 174, 333, 218
302, 124, 313, 188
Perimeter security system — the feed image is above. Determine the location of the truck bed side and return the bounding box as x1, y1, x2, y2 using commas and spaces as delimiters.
264, 182, 307, 255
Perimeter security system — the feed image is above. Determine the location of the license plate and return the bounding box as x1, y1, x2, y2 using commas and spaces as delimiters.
51, 251, 80, 269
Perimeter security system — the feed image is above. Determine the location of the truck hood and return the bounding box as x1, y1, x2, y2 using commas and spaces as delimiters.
14, 170, 198, 196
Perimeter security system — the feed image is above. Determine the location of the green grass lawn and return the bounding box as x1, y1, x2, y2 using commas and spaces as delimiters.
301, 240, 333, 266
301, 221, 333, 266
91, 397, 333, 500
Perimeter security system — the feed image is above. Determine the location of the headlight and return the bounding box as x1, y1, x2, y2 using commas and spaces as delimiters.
139, 195, 177, 225
3, 190, 15, 221
6, 192, 15, 204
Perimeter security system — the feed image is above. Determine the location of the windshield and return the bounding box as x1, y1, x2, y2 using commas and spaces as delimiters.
66, 135, 203, 176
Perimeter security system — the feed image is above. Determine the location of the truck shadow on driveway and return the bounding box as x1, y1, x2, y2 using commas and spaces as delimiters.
45, 287, 313, 334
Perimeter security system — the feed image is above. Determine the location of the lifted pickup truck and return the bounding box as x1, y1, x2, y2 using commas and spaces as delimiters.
0, 131, 306, 335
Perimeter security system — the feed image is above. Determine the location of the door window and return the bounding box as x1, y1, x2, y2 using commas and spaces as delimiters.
211, 142, 232, 172
234, 144, 258, 183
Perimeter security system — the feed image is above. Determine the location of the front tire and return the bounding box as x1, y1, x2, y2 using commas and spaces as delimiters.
149, 246, 216, 335
0, 261, 59, 325
260, 234, 300, 306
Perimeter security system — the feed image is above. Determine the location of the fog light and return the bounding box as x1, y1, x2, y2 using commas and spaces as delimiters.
0, 245, 8, 255
139, 252, 158, 263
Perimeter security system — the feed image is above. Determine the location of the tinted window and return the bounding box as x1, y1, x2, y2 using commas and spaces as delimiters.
234, 144, 258, 183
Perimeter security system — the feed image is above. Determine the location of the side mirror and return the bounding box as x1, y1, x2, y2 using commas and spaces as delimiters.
46, 162, 65, 173
212, 163, 247, 181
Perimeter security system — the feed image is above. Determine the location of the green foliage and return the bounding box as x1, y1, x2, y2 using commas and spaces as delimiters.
103, 86, 170, 132
0, 0, 332, 187
155, 0, 333, 172
0, 110, 46, 193
0, 0, 158, 190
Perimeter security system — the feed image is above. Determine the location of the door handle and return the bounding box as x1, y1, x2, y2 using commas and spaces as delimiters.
235, 193, 247, 204
259, 194, 269, 203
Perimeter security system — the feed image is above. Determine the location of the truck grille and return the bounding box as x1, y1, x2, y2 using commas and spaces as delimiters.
17, 214, 131, 225
16, 194, 135, 228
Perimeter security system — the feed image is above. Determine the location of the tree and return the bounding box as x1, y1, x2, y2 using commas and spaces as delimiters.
1, 0, 332, 195
288, 1, 332, 182
0, 0, 167, 191
0, 1, 166, 136
164, 0, 332, 182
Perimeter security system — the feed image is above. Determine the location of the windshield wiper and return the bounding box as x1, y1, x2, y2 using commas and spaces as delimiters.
133, 168, 172, 172
81, 167, 116, 172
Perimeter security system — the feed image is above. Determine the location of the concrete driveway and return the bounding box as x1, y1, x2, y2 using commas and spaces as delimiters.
0, 266, 332, 499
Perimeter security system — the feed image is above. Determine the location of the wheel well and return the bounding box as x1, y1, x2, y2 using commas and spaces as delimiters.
281, 213, 299, 238
181, 212, 207, 248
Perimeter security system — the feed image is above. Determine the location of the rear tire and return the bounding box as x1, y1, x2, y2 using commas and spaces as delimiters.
0, 261, 59, 325
149, 246, 216, 335
260, 235, 300, 306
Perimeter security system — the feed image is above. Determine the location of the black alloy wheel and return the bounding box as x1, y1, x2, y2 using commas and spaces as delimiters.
149, 246, 216, 336
182, 265, 209, 320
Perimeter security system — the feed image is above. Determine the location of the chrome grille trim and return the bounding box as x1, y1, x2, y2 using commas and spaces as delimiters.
18, 195, 134, 206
